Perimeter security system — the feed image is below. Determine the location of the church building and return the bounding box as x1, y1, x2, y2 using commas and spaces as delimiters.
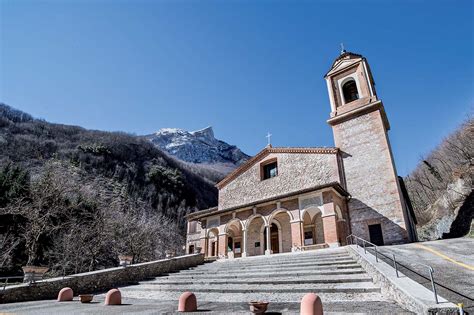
185, 51, 417, 259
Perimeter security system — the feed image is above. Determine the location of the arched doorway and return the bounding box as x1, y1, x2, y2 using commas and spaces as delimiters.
302, 209, 325, 246
225, 219, 243, 258
246, 216, 266, 256
207, 229, 219, 257
263, 223, 280, 254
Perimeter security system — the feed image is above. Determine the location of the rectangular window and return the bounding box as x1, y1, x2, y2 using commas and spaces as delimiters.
262, 161, 278, 180
188, 221, 197, 233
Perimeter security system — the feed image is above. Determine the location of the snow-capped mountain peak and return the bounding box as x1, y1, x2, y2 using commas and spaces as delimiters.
144, 127, 249, 166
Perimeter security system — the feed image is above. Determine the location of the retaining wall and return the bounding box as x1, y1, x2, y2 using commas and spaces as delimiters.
0, 254, 204, 304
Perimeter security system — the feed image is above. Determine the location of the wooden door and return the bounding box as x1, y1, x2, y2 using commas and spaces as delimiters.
368, 224, 384, 246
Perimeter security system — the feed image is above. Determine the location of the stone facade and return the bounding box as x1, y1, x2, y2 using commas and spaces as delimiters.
186, 187, 351, 258
219, 151, 340, 210
186, 51, 414, 259
326, 52, 411, 244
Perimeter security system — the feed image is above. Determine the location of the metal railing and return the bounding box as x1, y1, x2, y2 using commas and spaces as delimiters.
0, 276, 25, 291
346, 234, 439, 304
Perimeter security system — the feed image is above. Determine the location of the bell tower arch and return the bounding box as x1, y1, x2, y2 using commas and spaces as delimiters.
324, 51, 414, 244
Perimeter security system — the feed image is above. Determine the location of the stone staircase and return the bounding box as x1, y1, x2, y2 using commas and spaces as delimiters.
118, 247, 412, 313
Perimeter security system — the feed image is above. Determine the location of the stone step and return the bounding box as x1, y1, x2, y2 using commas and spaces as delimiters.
164, 268, 366, 280
194, 257, 354, 270
208, 253, 352, 265
185, 261, 359, 274
116, 288, 389, 303
146, 274, 373, 286
123, 282, 380, 294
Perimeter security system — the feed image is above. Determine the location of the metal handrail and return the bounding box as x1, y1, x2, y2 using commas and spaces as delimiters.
0, 276, 24, 291
346, 234, 438, 304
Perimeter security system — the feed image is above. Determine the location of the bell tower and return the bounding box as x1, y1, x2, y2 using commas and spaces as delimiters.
325, 51, 414, 244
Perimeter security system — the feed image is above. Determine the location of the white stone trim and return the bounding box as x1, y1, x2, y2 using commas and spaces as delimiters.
338, 75, 362, 105
326, 78, 336, 112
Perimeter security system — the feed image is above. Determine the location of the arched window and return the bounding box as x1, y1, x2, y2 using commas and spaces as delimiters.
342, 79, 359, 103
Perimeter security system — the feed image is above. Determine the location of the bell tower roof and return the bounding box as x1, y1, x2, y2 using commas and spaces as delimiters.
325, 51, 364, 78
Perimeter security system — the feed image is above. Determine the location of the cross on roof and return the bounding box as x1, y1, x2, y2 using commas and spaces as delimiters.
340, 43, 346, 55
266, 132, 272, 146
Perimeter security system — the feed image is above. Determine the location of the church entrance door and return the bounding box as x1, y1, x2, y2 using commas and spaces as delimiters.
270, 223, 279, 253
211, 241, 217, 256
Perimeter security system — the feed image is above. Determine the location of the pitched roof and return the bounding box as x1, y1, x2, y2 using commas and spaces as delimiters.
215, 146, 339, 189
324, 51, 364, 78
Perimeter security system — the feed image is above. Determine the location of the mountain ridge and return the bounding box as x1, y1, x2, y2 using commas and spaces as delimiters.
143, 126, 250, 179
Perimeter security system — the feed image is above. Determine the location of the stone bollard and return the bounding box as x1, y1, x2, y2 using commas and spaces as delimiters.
104, 288, 122, 305
300, 293, 323, 315
178, 291, 197, 312
57, 287, 74, 302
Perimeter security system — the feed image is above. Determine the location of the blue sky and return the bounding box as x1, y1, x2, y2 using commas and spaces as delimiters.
1, 0, 472, 175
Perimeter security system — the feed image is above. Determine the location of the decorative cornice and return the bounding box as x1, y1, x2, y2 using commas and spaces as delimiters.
188, 182, 349, 221
215, 146, 339, 189
327, 100, 390, 130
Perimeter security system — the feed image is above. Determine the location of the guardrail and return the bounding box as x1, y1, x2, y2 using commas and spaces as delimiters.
1, 276, 25, 291
346, 234, 439, 304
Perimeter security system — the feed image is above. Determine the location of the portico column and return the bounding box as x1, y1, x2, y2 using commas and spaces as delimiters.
265, 224, 271, 255
322, 214, 339, 247
218, 233, 227, 258
242, 228, 248, 258
200, 237, 207, 257
290, 219, 303, 251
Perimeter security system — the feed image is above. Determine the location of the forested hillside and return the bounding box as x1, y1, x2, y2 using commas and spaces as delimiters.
404, 116, 473, 240
0, 103, 217, 276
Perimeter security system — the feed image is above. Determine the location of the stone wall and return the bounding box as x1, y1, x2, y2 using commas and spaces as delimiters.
332, 109, 408, 244
0, 254, 204, 304
219, 152, 340, 210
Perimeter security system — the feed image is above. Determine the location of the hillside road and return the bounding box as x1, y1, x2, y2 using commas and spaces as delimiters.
378, 238, 474, 313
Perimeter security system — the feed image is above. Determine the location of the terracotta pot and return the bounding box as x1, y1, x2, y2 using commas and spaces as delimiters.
22, 266, 49, 283
118, 255, 133, 267
79, 294, 94, 303
249, 301, 269, 314
165, 250, 176, 258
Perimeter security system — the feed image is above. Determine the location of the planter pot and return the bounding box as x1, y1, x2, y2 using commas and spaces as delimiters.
22, 266, 49, 283
165, 250, 176, 258
249, 301, 269, 314
118, 255, 133, 267
79, 294, 94, 303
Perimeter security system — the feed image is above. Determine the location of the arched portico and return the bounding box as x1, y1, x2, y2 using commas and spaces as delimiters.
302, 209, 325, 246
207, 228, 219, 257
225, 219, 243, 258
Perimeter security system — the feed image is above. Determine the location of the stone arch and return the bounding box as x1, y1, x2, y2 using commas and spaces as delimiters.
246, 215, 266, 256
312, 212, 325, 244
301, 206, 324, 222
268, 207, 294, 223
207, 228, 219, 257
225, 219, 243, 257
260, 219, 283, 254
225, 218, 243, 233
244, 214, 268, 230
269, 210, 292, 253
302, 209, 325, 245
